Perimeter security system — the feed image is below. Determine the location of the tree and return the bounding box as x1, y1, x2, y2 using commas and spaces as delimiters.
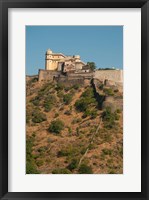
48, 119, 64, 134
87, 62, 96, 71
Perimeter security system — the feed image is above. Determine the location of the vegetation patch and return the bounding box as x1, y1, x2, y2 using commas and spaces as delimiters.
102, 107, 119, 129
48, 119, 64, 134
26, 135, 39, 174
78, 164, 93, 174
32, 111, 47, 123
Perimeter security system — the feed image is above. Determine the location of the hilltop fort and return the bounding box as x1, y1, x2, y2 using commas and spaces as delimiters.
38, 49, 123, 86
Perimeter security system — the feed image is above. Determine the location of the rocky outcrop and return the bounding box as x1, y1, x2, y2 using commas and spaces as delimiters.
92, 78, 123, 112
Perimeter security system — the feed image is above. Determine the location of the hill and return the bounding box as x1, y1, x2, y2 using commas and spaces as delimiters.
26, 77, 123, 174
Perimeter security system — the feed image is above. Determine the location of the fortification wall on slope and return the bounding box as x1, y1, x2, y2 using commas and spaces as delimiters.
94, 70, 123, 83
38, 69, 61, 81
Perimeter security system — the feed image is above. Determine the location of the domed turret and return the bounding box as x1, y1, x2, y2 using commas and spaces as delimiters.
46, 49, 52, 55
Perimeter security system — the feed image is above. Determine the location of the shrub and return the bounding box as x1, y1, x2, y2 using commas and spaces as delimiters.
116, 109, 121, 113
54, 113, 59, 118
38, 82, 53, 96
52, 168, 71, 174
75, 97, 96, 112
63, 93, 73, 105
58, 145, 79, 157
64, 86, 71, 92
82, 109, 91, 118
26, 161, 39, 174
67, 127, 72, 135
56, 83, 65, 91
75, 88, 97, 113
90, 109, 98, 119
37, 146, 47, 153
48, 119, 64, 134
78, 164, 93, 174
81, 87, 94, 98
64, 110, 71, 115
102, 107, 119, 129
44, 94, 56, 112
102, 148, 112, 156
30, 96, 41, 106
26, 136, 39, 174
32, 111, 47, 123
36, 159, 44, 167
72, 84, 80, 90
67, 159, 78, 171
44, 102, 53, 112
103, 88, 114, 96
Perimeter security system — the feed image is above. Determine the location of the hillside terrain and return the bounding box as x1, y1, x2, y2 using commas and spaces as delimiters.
26, 77, 123, 174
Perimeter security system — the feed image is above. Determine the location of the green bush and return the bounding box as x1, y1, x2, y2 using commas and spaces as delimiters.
54, 113, 59, 118
48, 119, 64, 134
36, 159, 44, 167
58, 145, 79, 157
30, 96, 41, 106
26, 136, 39, 174
63, 93, 73, 105
75, 97, 96, 112
67, 159, 78, 171
81, 87, 94, 98
67, 127, 72, 135
82, 109, 91, 118
102, 107, 120, 129
44, 94, 56, 112
32, 111, 47, 123
52, 168, 71, 174
26, 161, 39, 174
78, 164, 93, 174
90, 109, 98, 119
38, 82, 53, 96
103, 88, 114, 96
75, 87, 97, 113
56, 83, 65, 91
102, 148, 112, 156
44, 102, 53, 112
72, 84, 80, 90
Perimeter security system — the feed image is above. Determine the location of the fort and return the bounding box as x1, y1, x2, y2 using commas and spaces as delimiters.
38, 49, 123, 85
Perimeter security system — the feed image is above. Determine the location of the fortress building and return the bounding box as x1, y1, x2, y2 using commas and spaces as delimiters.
39, 49, 93, 83
38, 49, 123, 86
45, 49, 86, 72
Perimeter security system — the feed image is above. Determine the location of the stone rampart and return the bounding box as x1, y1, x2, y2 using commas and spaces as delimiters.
38, 69, 61, 81
94, 70, 123, 83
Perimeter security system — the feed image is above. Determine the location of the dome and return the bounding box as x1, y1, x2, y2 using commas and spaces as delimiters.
46, 49, 52, 54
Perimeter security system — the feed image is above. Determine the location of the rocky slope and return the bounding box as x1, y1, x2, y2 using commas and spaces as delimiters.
26, 77, 123, 174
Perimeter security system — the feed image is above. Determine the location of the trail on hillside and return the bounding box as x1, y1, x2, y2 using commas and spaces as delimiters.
78, 117, 102, 168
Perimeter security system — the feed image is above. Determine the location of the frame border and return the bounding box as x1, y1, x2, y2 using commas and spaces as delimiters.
0, 0, 149, 199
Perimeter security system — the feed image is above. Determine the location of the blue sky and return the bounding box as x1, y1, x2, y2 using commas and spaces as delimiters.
26, 26, 123, 75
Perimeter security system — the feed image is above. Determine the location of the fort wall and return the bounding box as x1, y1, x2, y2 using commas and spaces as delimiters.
94, 70, 123, 83
38, 69, 61, 81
